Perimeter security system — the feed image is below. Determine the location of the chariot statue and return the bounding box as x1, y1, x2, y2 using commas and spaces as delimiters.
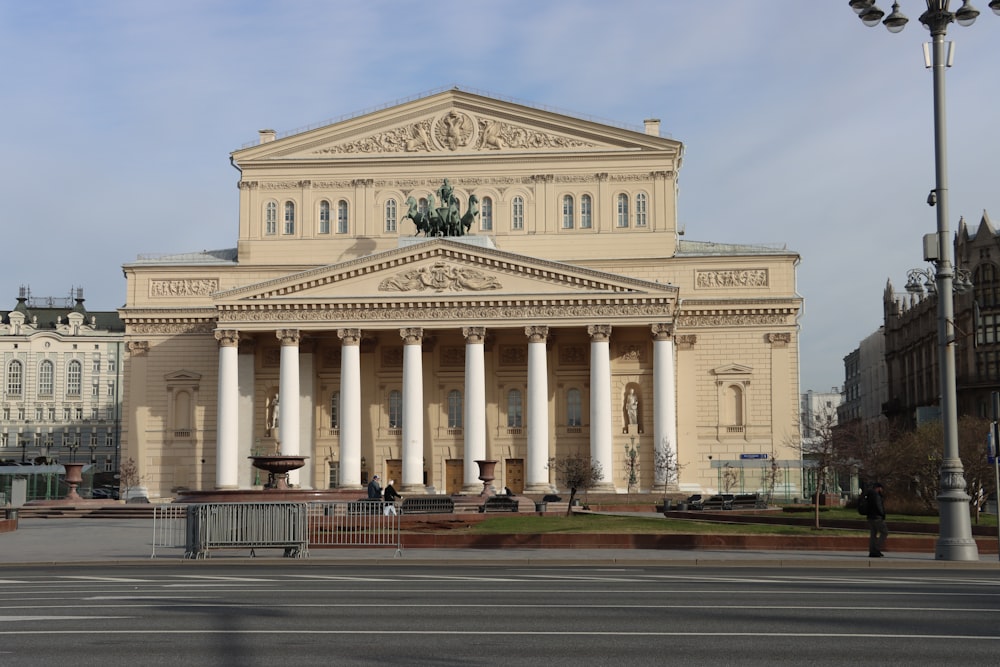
403, 178, 480, 237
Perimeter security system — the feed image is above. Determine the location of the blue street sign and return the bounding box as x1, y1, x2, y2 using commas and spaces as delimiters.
740, 453, 768, 460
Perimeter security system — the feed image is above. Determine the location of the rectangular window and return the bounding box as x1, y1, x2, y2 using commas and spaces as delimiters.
92, 381, 100, 397
91, 407, 99, 420
93, 354, 101, 373
107, 382, 115, 397
75, 407, 83, 420
35, 407, 43, 421
337, 201, 349, 234
319, 201, 331, 234
635, 193, 648, 227
385, 199, 397, 233
63, 407, 71, 421
511, 197, 524, 231
581, 195, 592, 229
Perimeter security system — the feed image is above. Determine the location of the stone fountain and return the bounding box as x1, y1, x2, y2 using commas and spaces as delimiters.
248, 454, 308, 490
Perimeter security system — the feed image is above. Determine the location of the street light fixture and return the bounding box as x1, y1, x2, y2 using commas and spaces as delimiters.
849, 0, 997, 560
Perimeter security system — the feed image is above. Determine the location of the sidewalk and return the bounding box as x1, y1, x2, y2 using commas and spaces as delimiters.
3, 518, 999, 568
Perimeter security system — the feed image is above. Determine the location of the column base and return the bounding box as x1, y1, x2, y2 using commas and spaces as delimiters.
524, 483, 554, 494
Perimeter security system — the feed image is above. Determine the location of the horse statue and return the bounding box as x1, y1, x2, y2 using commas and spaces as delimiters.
461, 194, 479, 234
402, 196, 431, 236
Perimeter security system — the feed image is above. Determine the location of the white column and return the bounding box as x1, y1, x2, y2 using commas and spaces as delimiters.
525, 325, 550, 492
298, 345, 315, 489
462, 327, 487, 492
214, 330, 239, 489
400, 327, 424, 492
588, 324, 615, 491
237, 340, 255, 488
276, 329, 301, 485
338, 328, 362, 489
652, 323, 677, 491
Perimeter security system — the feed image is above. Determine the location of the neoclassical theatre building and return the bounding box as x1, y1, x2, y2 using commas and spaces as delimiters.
119, 88, 802, 499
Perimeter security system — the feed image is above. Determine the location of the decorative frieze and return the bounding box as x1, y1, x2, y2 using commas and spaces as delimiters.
440, 346, 465, 367
767, 332, 792, 347
127, 322, 216, 334
695, 269, 769, 289
499, 345, 526, 366
558, 345, 586, 365
150, 279, 219, 297
314, 113, 595, 156
127, 340, 149, 356
616, 342, 646, 362
676, 312, 789, 327
378, 262, 502, 292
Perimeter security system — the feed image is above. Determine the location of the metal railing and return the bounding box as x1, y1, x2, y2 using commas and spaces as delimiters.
151, 501, 401, 558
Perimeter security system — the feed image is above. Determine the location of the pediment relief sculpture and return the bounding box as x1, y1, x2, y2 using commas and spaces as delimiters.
314, 110, 596, 155
378, 261, 501, 293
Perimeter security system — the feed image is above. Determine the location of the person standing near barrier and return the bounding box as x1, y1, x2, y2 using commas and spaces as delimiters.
865, 482, 888, 558
367, 474, 382, 500
383, 479, 401, 516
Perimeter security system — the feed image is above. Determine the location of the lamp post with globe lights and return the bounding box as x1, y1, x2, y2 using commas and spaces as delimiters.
849, 0, 999, 560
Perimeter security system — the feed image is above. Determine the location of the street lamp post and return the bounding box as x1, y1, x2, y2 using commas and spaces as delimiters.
850, 0, 999, 560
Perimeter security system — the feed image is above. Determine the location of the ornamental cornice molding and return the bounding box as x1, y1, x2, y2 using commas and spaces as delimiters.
244, 173, 676, 192
676, 309, 795, 328
128, 322, 217, 335
218, 300, 674, 325
695, 268, 769, 289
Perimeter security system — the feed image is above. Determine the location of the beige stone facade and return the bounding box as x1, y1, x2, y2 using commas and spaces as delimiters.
119, 88, 802, 499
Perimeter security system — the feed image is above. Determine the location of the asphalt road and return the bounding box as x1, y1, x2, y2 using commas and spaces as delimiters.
1, 563, 998, 666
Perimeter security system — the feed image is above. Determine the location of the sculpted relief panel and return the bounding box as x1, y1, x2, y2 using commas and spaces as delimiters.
378, 262, 502, 293
315, 111, 596, 155
150, 279, 219, 297
695, 269, 768, 289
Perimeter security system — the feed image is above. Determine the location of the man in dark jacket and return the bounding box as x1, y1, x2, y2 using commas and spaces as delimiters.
367, 475, 382, 500
866, 482, 888, 557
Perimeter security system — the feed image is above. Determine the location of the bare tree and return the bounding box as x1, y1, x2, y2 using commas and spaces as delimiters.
119, 457, 143, 503
653, 438, 683, 502
548, 453, 604, 516
794, 407, 844, 529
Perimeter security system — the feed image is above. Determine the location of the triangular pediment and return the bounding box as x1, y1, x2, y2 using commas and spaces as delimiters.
215, 239, 678, 305
164, 370, 202, 382
712, 363, 753, 376
232, 88, 680, 161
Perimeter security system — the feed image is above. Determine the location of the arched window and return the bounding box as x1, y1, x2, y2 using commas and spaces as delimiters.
318, 201, 331, 234
616, 193, 629, 228
418, 197, 429, 216
511, 196, 524, 230
385, 199, 397, 233
330, 391, 340, 430
581, 194, 593, 229
337, 200, 349, 234
447, 389, 463, 428
567, 388, 582, 426
388, 389, 402, 428
265, 201, 277, 235
67, 360, 82, 397
507, 389, 523, 428
635, 192, 648, 227
481, 196, 493, 231
283, 201, 295, 235
562, 195, 574, 229
7, 360, 23, 396
38, 360, 54, 396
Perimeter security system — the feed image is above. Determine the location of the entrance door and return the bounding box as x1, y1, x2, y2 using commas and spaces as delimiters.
445, 459, 463, 495
386, 459, 402, 486
505, 459, 524, 494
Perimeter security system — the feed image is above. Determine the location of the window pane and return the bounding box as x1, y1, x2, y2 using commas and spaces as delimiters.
581, 195, 592, 229
617, 194, 629, 228
635, 193, 648, 227
448, 389, 463, 428
388, 390, 402, 428
385, 199, 397, 232
512, 196, 524, 231
337, 200, 349, 234
567, 388, 582, 426
562, 195, 574, 229
330, 392, 340, 429
284, 201, 295, 235
507, 389, 523, 427
67, 360, 82, 396
319, 201, 331, 234
38, 360, 54, 395
266, 202, 277, 235
481, 197, 493, 231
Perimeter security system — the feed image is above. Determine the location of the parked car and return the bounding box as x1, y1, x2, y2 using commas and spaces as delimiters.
90, 487, 119, 500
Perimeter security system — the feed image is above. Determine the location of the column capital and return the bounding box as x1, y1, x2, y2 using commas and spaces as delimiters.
587, 324, 613, 342
650, 323, 673, 341
767, 332, 791, 348
463, 326, 487, 344
524, 325, 549, 344
127, 340, 149, 356
676, 334, 697, 350
400, 327, 423, 345
276, 329, 300, 346
214, 329, 240, 347
337, 328, 363, 346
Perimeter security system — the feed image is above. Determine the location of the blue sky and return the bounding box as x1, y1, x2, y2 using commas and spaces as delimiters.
1, 1, 998, 392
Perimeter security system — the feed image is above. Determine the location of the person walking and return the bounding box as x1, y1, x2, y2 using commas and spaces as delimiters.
865, 482, 888, 557
383, 479, 401, 516
367, 474, 382, 500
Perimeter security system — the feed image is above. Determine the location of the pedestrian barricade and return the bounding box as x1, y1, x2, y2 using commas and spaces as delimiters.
151, 504, 189, 558
185, 502, 309, 559
309, 502, 401, 556
151, 501, 401, 558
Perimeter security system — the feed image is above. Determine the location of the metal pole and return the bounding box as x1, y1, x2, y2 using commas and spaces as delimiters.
992, 392, 1000, 561
930, 26, 978, 560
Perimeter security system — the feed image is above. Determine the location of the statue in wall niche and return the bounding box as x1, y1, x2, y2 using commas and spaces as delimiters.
626, 388, 639, 426
402, 178, 480, 238
266, 392, 279, 436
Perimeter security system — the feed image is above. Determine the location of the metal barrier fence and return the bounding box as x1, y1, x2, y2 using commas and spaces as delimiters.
308, 502, 402, 557
151, 504, 189, 557
185, 502, 309, 559
151, 501, 402, 558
